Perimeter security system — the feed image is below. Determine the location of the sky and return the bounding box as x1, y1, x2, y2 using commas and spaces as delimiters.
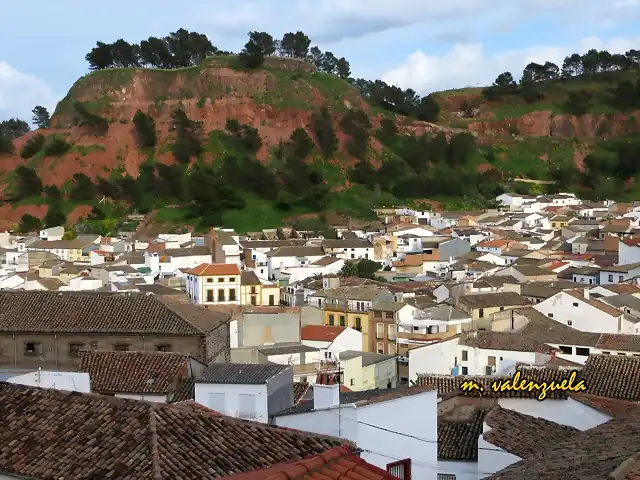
1, 0, 640, 123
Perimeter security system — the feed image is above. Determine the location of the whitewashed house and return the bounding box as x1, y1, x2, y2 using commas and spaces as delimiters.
194, 363, 294, 423
533, 289, 636, 334
39, 226, 65, 241
300, 325, 363, 364
408, 331, 555, 382
321, 239, 373, 260
599, 263, 640, 285
7, 370, 91, 393
618, 238, 640, 266
267, 246, 326, 281
274, 384, 438, 479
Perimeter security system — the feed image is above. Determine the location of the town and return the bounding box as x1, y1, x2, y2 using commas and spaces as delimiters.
1, 191, 640, 479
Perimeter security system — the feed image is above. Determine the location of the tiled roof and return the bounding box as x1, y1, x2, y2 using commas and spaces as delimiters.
487, 416, 640, 479
313, 285, 389, 301
321, 239, 373, 249
0, 292, 203, 335
293, 382, 310, 404
518, 307, 602, 346
460, 331, 555, 354
267, 246, 325, 258
241, 270, 261, 285
600, 283, 640, 295
240, 240, 307, 249
0, 382, 344, 479
78, 350, 192, 395
519, 280, 579, 298
600, 262, 640, 272
566, 290, 622, 317
196, 363, 291, 384
301, 325, 346, 342
312, 256, 341, 266
169, 377, 195, 403
580, 354, 640, 400
183, 263, 240, 276
225, 446, 398, 480
340, 350, 395, 366
457, 292, 530, 309
438, 407, 488, 460
483, 405, 579, 458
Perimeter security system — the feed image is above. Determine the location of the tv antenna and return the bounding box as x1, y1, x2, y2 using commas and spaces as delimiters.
99, 195, 106, 204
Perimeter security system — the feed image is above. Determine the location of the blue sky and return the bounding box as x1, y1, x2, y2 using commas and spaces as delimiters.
1, 0, 639, 122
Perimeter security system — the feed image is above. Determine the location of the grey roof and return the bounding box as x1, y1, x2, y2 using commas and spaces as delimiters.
370, 301, 406, 312
162, 246, 211, 258
267, 246, 325, 258
321, 239, 372, 249
457, 292, 530, 309
602, 294, 640, 311
258, 343, 319, 356
195, 363, 290, 384
417, 305, 470, 322
240, 240, 307, 249
340, 350, 395, 366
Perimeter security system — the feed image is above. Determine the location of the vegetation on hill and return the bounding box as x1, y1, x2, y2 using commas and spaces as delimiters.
2, 32, 640, 234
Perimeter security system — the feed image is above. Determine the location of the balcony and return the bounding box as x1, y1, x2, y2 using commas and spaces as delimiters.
397, 331, 455, 341
324, 303, 368, 313
293, 361, 340, 374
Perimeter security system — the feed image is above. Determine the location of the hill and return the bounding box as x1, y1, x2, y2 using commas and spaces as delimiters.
0, 34, 639, 235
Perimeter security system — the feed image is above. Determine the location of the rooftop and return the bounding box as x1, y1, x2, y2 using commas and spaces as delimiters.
457, 292, 530, 309
340, 350, 396, 366
301, 325, 347, 342
183, 263, 241, 276
196, 363, 291, 385
78, 350, 194, 395
0, 382, 344, 479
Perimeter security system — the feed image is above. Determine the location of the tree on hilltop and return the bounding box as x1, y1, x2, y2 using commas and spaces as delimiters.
0, 118, 30, 140
32, 106, 50, 129
239, 32, 273, 68
85, 41, 114, 70
336, 57, 351, 79
280, 31, 311, 58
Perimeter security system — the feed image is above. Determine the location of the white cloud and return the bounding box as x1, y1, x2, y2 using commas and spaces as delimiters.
0, 62, 60, 123
381, 36, 640, 94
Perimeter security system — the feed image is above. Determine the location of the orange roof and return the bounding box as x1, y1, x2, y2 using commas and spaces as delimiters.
301, 325, 347, 342
478, 239, 510, 248
183, 263, 240, 276
543, 261, 569, 271
622, 237, 640, 247
226, 446, 398, 479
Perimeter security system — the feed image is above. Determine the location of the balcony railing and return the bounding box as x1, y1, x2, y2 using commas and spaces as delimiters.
324, 303, 368, 313
397, 331, 455, 341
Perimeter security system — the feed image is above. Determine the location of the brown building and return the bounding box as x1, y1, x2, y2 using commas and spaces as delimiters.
369, 302, 401, 356
0, 291, 231, 370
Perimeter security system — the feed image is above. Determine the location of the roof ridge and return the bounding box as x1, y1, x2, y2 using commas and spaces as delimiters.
148, 405, 162, 480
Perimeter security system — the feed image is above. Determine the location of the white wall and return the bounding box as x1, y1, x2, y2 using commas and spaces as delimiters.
115, 393, 167, 403
619, 241, 640, 266
409, 338, 460, 380
195, 383, 268, 422
533, 292, 620, 333
275, 391, 439, 478
7, 371, 91, 393
599, 267, 640, 285
478, 424, 521, 476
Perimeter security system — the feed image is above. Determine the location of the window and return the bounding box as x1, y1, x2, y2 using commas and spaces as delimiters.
208, 393, 226, 413
438, 475, 456, 480
485, 365, 494, 375
461, 350, 468, 361
328, 314, 335, 326
387, 459, 411, 479
24, 342, 41, 356
559, 345, 573, 355
269, 294, 275, 306
339, 315, 346, 327
619, 275, 624, 282
114, 344, 129, 351
217, 289, 226, 302
499, 306, 505, 312
355, 317, 362, 331
461, 366, 468, 374
156, 344, 171, 352
487, 356, 496, 366
479, 308, 484, 318
567, 320, 573, 326
376, 323, 384, 339
228, 289, 237, 301
377, 342, 384, 354
548, 313, 554, 318
576, 347, 590, 356
250, 295, 257, 306
206, 278, 213, 283
350, 378, 354, 386
608, 274, 614, 282
602, 351, 610, 355
218, 277, 225, 283
388, 343, 396, 355
238, 394, 256, 418
68, 343, 84, 357
388, 324, 396, 341
618, 352, 626, 356
206, 290, 214, 302
250, 286, 256, 294
385, 312, 394, 320
229, 277, 236, 283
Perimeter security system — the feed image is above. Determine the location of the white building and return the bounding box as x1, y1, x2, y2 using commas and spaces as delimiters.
39, 226, 65, 241
194, 363, 294, 423
300, 325, 363, 364
274, 384, 438, 479
599, 263, 640, 285
7, 370, 91, 393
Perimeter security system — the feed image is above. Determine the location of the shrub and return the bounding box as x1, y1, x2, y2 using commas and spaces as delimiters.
20, 133, 46, 158
73, 101, 109, 135
0, 136, 15, 154
18, 214, 42, 233
43, 135, 71, 156
132, 110, 157, 148
309, 106, 338, 158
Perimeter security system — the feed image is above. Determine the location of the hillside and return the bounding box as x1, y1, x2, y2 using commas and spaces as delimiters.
1, 48, 640, 234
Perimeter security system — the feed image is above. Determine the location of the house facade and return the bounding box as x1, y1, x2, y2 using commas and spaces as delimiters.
184, 263, 242, 305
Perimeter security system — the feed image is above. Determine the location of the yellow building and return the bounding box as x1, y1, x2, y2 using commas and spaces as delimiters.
27, 239, 91, 262
240, 271, 280, 306
341, 350, 397, 391
456, 292, 530, 328
550, 215, 571, 229
316, 285, 392, 352
183, 263, 242, 305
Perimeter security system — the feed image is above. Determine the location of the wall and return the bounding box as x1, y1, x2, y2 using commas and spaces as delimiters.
240, 311, 300, 347
599, 267, 640, 285
477, 424, 521, 476
204, 320, 231, 363
115, 393, 167, 403
266, 367, 294, 416
533, 292, 618, 333
194, 382, 269, 422
497, 397, 611, 431
409, 337, 460, 380
463, 347, 540, 376
0, 333, 204, 370
619, 241, 640, 266
7, 371, 91, 393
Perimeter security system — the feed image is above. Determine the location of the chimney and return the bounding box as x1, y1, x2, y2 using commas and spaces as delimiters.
584, 288, 590, 300
313, 383, 340, 410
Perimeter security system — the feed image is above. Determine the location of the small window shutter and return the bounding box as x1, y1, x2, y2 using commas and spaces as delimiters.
238, 394, 256, 418
208, 393, 226, 413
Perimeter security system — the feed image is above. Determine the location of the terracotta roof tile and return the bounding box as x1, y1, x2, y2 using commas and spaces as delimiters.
580, 354, 640, 400
0, 291, 203, 335
483, 405, 579, 458
0, 382, 345, 479
183, 263, 240, 276
226, 446, 398, 480
79, 350, 193, 395
301, 325, 347, 342
460, 331, 555, 354
438, 407, 488, 460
